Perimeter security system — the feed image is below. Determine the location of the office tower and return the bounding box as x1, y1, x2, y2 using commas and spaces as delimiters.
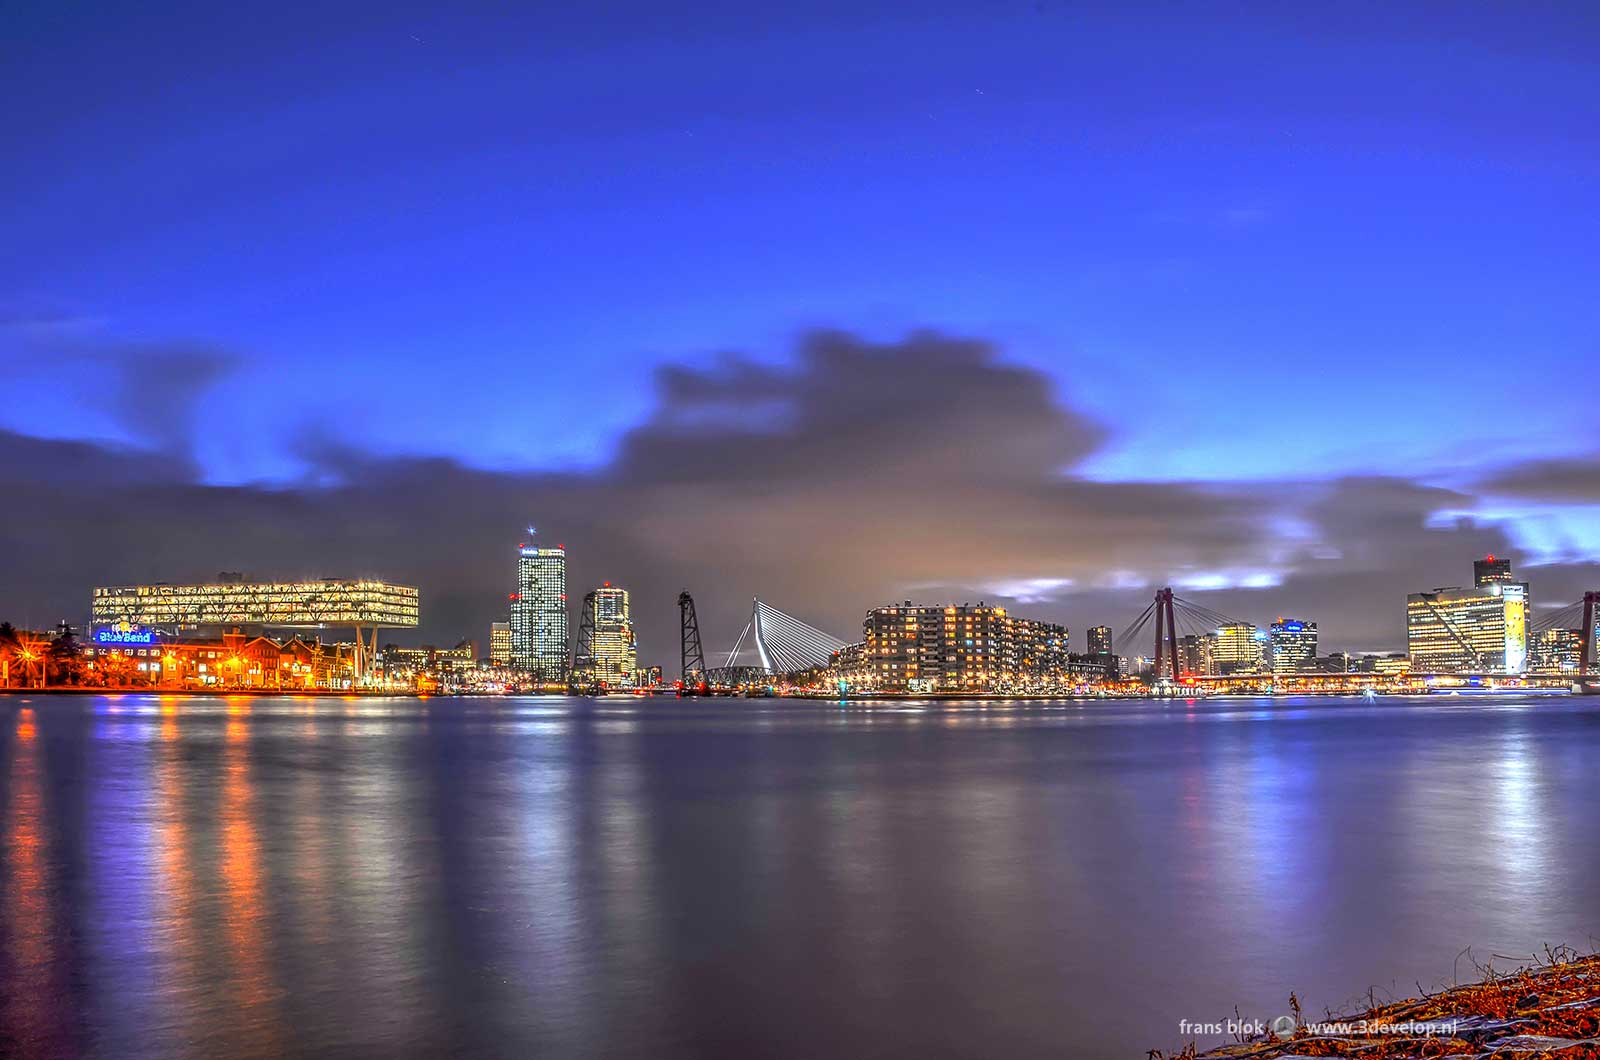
590, 583, 637, 686
1473, 553, 1513, 588
1084, 623, 1117, 678
1212, 623, 1266, 674
512, 537, 568, 681
489, 621, 512, 665
1406, 582, 1528, 674
1269, 618, 1318, 673
1532, 628, 1581, 674
1177, 633, 1216, 676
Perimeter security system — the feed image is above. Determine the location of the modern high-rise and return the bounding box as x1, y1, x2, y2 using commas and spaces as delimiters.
1532, 627, 1581, 674
1473, 553, 1513, 588
1213, 623, 1266, 674
488, 621, 512, 665
1406, 582, 1528, 674
590, 583, 637, 686
1269, 618, 1318, 673
1084, 624, 1118, 677
862, 602, 1069, 691
1177, 633, 1215, 676
511, 538, 568, 681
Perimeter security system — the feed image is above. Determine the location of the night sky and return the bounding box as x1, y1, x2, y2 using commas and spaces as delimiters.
4, 2, 1598, 661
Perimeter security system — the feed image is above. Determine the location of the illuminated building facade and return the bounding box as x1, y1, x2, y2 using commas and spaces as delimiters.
1473, 554, 1513, 588
1178, 633, 1215, 676
1084, 623, 1118, 676
1532, 628, 1581, 674
1406, 583, 1528, 673
489, 621, 512, 665
91, 578, 419, 630
1213, 623, 1266, 674
90, 576, 418, 685
382, 640, 477, 689
862, 602, 1069, 691
512, 541, 568, 681
591, 583, 637, 686
1269, 618, 1318, 673
83, 632, 349, 689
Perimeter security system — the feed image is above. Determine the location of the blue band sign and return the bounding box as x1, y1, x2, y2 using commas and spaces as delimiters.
95, 628, 156, 645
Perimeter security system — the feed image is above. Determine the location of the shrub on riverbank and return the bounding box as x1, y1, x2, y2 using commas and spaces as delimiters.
1154, 947, 1600, 1058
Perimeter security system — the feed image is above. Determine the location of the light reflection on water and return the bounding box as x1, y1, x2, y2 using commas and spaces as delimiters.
0, 692, 1597, 1058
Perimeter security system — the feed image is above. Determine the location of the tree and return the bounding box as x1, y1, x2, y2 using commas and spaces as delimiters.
0, 622, 17, 688
48, 622, 85, 686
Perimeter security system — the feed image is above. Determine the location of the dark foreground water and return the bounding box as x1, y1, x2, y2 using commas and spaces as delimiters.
1, 693, 1596, 1058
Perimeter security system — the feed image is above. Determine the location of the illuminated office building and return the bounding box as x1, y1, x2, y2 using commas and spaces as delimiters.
1473, 553, 1514, 588
1213, 623, 1266, 674
489, 621, 512, 665
1269, 618, 1318, 673
90, 577, 418, 683
1532, 628, 1581, 675
512, 539, 568, 681
1177, 633, 1215, 676
92, 577, 419, 630
590, 583, 637, 686
1406, 582, 1528, 673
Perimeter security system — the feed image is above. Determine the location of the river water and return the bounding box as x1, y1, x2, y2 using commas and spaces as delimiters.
1, 692, 1595, 1058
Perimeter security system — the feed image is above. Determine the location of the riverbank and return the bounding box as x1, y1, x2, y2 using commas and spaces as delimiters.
1157, 950, 1600, 1059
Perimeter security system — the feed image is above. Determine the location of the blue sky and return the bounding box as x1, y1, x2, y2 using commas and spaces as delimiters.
4, 3, 1599, 515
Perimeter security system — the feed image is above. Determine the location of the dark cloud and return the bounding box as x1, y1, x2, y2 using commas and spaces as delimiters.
106, 345, 235, 460
1478, 458, 1600, 503
0, 328, 1594, 661
1, 321, 236, 474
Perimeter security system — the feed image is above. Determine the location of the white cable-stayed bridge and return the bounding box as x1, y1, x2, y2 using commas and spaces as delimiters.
678, 594, 848, 688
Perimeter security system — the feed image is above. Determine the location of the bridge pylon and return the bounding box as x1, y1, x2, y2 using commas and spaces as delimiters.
1152, 587, 1180, 684
1583, 591, 1599, 675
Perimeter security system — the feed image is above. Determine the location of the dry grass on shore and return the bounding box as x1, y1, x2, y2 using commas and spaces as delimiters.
1152, 947, 1600, 1059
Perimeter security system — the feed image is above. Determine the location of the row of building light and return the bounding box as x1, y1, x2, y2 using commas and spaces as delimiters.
57, 545, 1598, 694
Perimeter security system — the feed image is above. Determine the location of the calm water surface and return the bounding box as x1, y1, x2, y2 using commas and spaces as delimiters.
1, 693, 1597, 1058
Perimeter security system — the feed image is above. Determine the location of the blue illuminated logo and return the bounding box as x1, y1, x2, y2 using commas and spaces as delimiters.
95, 628, 156, 645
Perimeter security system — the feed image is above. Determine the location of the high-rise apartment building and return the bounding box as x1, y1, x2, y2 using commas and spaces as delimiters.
489, 621, 512, 665
511, 538, 568, 681
1269, 618, 1318, 673
1087, 625, 1112, 655
1213, 623, 1266, 674
590, 583, 637, 686
861, 602, 1069, 691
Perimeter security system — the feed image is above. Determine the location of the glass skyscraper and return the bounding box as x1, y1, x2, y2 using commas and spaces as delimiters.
1269, 618, 1318, 673
512, 540, 568, 682
591, 583, 637, 686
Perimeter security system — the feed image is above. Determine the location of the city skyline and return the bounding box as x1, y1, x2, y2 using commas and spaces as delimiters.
43, 545, 1598, 681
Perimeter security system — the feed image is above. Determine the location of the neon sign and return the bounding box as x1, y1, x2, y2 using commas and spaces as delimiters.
95, 628, 156, 645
